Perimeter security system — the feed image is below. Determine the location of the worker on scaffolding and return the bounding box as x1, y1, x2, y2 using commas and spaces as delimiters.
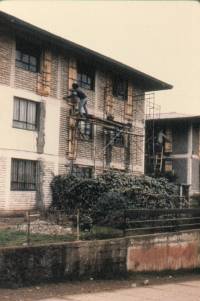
155, 129, 170, 154
64, 83, 88, 117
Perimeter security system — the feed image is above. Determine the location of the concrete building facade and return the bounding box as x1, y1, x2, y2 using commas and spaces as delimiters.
0, 11, 172, 213
145, 113, 200, 197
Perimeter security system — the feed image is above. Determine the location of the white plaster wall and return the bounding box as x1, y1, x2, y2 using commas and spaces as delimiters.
0, 85, 60, 157
0, 84, 60, 212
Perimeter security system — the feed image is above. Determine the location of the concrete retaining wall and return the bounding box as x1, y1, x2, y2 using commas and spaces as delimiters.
0, 230, 200, 287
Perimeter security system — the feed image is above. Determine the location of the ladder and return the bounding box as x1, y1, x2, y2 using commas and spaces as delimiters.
154, 147, 163, 173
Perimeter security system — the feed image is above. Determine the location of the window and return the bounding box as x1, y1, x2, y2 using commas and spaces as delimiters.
16, 39, 41, 72
113, 128, 124, 147
11, 159, 37, 191
72, 165, 93, 178
13, 97, 39, 130
113, 77, 128, 100
164, 159, 173, 172
78, 120, 93, 139
77, 63, 95, 90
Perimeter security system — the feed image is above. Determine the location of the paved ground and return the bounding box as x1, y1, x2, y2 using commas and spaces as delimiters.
38, 279, 200, 301
1, 274, 200, 301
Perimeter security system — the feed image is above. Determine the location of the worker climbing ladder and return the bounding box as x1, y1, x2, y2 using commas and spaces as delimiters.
154, 147, 163, 173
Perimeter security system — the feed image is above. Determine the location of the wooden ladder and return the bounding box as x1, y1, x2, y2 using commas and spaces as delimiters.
154, 147, 163, 173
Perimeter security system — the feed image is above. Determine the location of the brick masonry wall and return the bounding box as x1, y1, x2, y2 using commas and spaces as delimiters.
50, 52, 59, 98
0, 230, 200, 287
15, 67, 38, 93
60, 54, 68, 98
71, 71, 145, 173
0, 29, 12, 86
37, 159, 55, 209
0, 30, 145, 176
42, 160, 55, 208
9, 191, 36, 211
0, 157, 7, 211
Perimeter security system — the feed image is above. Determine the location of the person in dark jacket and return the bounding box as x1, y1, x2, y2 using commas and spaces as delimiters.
64, 83, 88, 117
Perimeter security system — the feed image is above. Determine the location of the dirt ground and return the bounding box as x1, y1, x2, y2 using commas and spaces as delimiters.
0, 272, 200, 301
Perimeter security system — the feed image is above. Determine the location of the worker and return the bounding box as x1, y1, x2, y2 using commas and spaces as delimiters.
64, 83, 88, 117
155, 129, 170, 153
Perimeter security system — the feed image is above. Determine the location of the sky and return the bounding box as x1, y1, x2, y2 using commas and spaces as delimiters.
0, 1, 199, 115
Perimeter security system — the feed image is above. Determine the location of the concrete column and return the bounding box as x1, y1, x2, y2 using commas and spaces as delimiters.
187, 123, 193, 194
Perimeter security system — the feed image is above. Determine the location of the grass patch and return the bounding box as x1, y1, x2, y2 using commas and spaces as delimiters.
81, 226, 124, 240
0, 229, 76, 247
0, 226, 124, 247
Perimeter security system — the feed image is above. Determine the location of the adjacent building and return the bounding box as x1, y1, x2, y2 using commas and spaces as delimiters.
0, 11, 172, 213
145, 113, 200, 198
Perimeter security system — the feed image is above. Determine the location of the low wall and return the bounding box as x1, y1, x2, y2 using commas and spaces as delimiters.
0, 230, 200, 286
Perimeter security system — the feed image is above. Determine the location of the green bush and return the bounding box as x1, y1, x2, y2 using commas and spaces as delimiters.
50, 171, 187, 227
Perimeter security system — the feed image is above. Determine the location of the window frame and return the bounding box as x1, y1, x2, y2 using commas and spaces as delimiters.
78, 120, 93, 140
15, 39, 41, 73
77, 63, 95, 91
11, 159, 37, 191
112, 77, 128, 101
13, 97, 39, 131
72, 165, 93, 178
113, 128, 124, 147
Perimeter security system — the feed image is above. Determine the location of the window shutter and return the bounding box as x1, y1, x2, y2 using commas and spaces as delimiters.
37, 50, 52, 96
105, 76, 113, 117
125, 81, 133, 121
164, 129, 172, 153
68, 57, 77, 91
165, 159, 173, 172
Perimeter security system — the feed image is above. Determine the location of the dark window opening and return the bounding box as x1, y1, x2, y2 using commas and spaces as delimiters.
13, 97, 39, 131
11, 159, 37, 191
77, 63, 95, 90
113, 128, 124, 147
72, 165, 93, 178
113, 77, 128, 100
16, 39, 41, 73
78, 120, 93, 139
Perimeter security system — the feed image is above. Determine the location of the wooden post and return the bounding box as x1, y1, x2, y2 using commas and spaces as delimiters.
77, 209, 80, 241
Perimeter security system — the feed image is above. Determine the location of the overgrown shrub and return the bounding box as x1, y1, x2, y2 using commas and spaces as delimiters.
92, 191, 128, 227
50, 171, 188, 226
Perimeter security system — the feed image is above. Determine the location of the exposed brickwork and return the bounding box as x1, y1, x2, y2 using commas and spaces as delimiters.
96, 70, 106, 113
0, 157, 7, 211
132, 127, 144, 167
9, 191, 36, 211
0, 30, 12, 86
60, 54, 69, 98
0, 30, 146, 212
38, 159, 55, 208
71, 75, 145, 173
77, 140, 94, 160
15, 67, 38, 93
50, 51, 59, 98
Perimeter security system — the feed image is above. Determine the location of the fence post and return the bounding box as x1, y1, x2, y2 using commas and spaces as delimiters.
77, 209, 80, 241
26, 211, 30, 245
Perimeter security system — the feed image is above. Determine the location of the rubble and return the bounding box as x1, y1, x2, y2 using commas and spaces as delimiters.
14, 219, 72, 236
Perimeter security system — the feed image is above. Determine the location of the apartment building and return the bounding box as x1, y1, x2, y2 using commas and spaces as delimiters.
0, 11, 172, 213
145, 113, 200, 198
